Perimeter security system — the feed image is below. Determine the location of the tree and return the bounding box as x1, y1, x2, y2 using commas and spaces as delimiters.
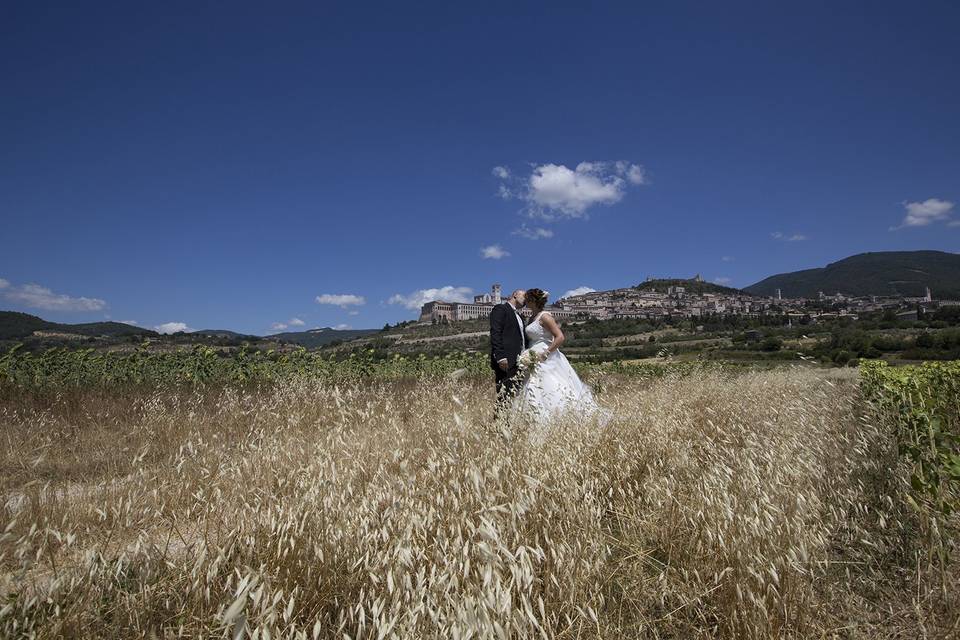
833, 350, 852, 365
760, 336, 782, 352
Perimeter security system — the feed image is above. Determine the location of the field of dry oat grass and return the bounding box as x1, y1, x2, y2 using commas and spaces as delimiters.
1, 365, 957, 638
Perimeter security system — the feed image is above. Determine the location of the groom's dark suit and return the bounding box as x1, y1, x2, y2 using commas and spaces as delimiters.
489, 301, 526, 419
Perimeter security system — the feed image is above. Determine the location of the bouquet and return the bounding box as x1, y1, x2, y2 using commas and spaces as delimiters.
517, 348, 541, 374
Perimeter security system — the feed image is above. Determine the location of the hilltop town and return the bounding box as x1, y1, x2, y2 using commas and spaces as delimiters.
417, 277, 960, 326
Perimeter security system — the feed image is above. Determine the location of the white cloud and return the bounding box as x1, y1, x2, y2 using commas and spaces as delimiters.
480, 244, 510, 259
948, 219, 960, 227
492, 166, 510, 179
891, 198, 954, 229
333, 323, 352, 330
615, 160, 647, 185
388, 286, 474, 310
512, 224, 554, 240
721, 255, 734, 262
713, 277, 732, 285
155, 322, 193, 334
770, 231, 807, 242
0, 278, 8, 289
4, 283, 107, 311
529, 163, 624, 217
561, 286, 596, 299
347, 310, 360, 316
271, 316, 305, 331
315, 293, 366, 307
119, 320, 138, 325
494, 160, 647, 219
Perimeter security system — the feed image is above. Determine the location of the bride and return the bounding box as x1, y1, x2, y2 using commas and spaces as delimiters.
513, 288, 609, 433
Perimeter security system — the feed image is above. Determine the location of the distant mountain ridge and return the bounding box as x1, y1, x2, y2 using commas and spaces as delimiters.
0, 311, 156, 341
5, 250, 958, 346
265, 327, 379, 348
743, 251, 960, 299
192, 329, 250, 338
0, 312, 377, 348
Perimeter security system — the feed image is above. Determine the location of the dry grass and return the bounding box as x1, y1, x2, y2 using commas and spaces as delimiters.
0, 367, 956, 638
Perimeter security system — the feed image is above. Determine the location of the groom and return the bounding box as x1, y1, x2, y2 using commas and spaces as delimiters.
489, 288, 527, 420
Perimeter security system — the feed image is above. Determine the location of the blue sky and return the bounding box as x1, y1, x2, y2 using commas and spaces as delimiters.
1, 2, 958, 334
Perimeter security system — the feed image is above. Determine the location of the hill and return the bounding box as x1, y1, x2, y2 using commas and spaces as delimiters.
0, 311, 55, 339
267, 327, 379, 348
192, 329, 251, 338
67, 321, 154, 337
634, 278, 743, 295
0, 311, 156, 341
744, 251, 960, 299
0, 311, 382, 350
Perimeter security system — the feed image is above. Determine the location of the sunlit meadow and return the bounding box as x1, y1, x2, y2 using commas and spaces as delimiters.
1, 365, 956, 638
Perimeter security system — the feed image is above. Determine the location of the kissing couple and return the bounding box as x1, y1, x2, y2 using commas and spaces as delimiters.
488, 288, 608, 432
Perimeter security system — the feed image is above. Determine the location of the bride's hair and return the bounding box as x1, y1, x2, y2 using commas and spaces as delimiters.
526, 288, 548, 309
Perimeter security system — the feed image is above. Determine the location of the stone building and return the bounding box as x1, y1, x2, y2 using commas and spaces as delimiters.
418, 283, 582, 323
419, 301, 457, 323
473, 283, 501, 305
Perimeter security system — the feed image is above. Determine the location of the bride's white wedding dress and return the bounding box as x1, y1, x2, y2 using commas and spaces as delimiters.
514, 311, 609, 431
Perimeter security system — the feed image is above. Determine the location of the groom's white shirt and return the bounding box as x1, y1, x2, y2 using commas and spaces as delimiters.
497, 299, 525, 367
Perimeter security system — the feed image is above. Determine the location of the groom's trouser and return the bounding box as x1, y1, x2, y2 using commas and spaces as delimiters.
493, 367, 522, 421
